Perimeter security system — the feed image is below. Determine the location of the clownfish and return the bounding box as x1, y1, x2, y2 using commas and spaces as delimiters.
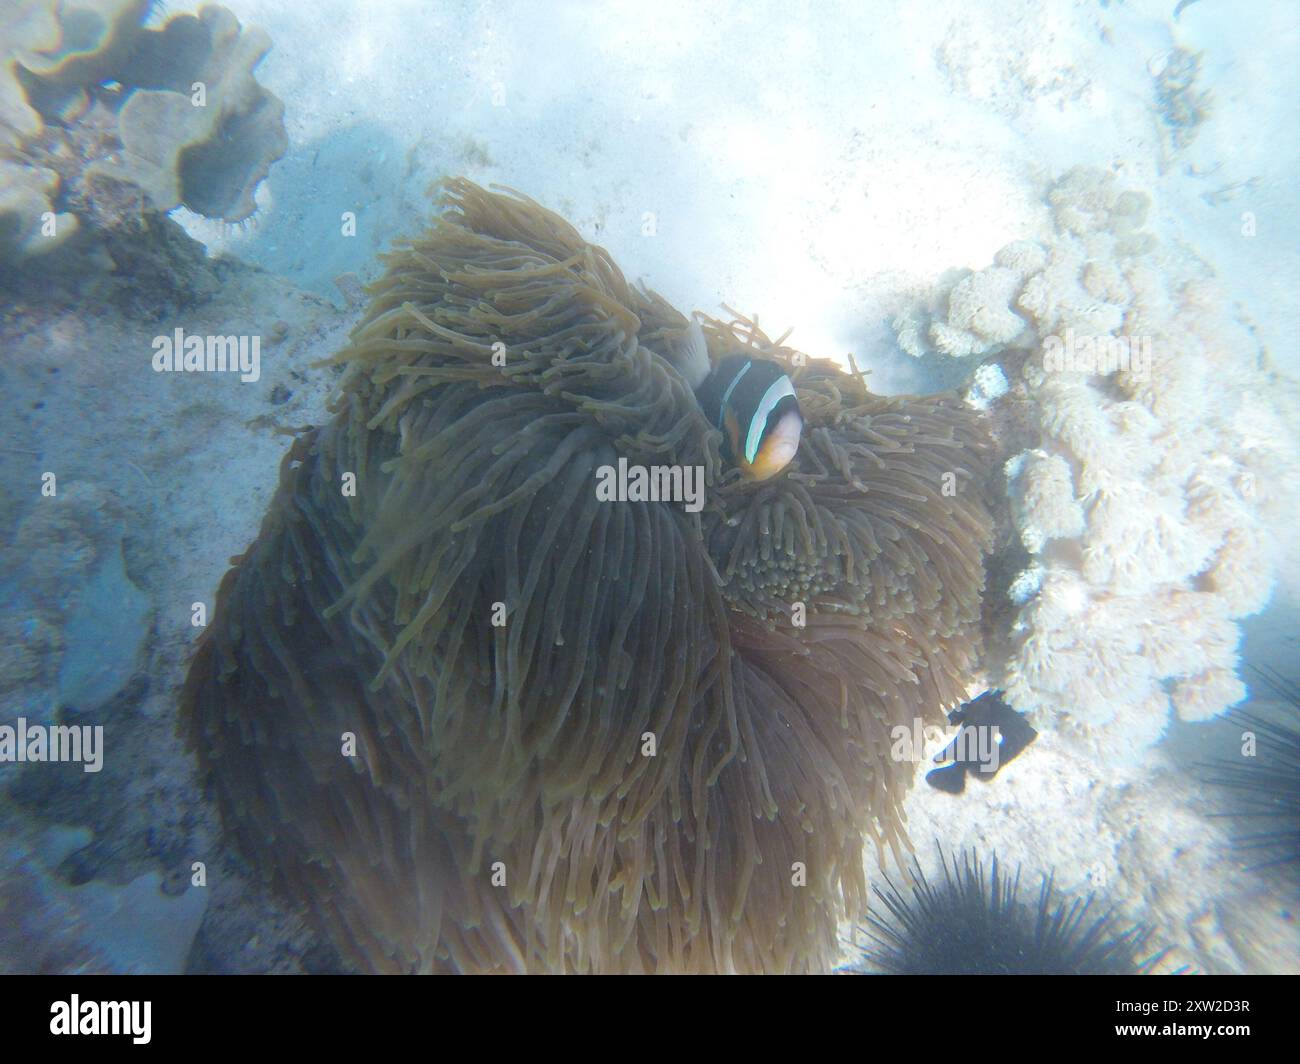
671, 320, 804, 480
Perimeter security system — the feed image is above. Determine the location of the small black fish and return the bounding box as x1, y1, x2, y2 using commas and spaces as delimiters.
925, 691, 1038, 794
670, 320, 803, 481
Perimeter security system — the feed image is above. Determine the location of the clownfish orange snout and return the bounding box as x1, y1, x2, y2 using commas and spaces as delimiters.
742, 406, 803, 480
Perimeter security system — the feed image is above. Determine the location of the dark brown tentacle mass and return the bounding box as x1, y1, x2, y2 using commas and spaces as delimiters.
181, 178, 995, 972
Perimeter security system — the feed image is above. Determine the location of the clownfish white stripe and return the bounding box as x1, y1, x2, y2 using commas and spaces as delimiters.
717, 361, 752, 428
744, 376, 798, 463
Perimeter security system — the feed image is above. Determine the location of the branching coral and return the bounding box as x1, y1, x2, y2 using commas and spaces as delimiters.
898, 166, 1296, 752
182, 179, 995, 973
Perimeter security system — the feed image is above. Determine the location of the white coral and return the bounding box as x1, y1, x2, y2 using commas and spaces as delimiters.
965, 361, 1010, 410
948, 167, 1296, 751
1172, 669, 1247, 723
1007, 449, 1083, 553
929, 266, 1027, 357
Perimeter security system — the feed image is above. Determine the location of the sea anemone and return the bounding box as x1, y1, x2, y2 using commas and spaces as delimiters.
860, 847, 1163, 974
181, 178, 995, 973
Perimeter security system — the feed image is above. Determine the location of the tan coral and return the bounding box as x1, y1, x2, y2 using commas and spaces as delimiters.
2, 1, 150, 149
0, 0, 61, 147
84, 6, 287, 222
0, 155, 78, 260
1, 1, 286, 261
17, 1, 149, 79
1139, 590, 1239, 680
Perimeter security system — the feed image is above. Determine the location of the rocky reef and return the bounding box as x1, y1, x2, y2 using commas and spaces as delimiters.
0, 813, 207, 974
0, 477, 212, 973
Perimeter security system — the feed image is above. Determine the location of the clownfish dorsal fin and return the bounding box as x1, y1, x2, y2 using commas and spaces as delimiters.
673, 318, 712, 390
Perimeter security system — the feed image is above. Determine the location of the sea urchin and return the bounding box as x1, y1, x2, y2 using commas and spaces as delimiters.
1203, 667, 1300, 873
860, 847, 1163, 975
